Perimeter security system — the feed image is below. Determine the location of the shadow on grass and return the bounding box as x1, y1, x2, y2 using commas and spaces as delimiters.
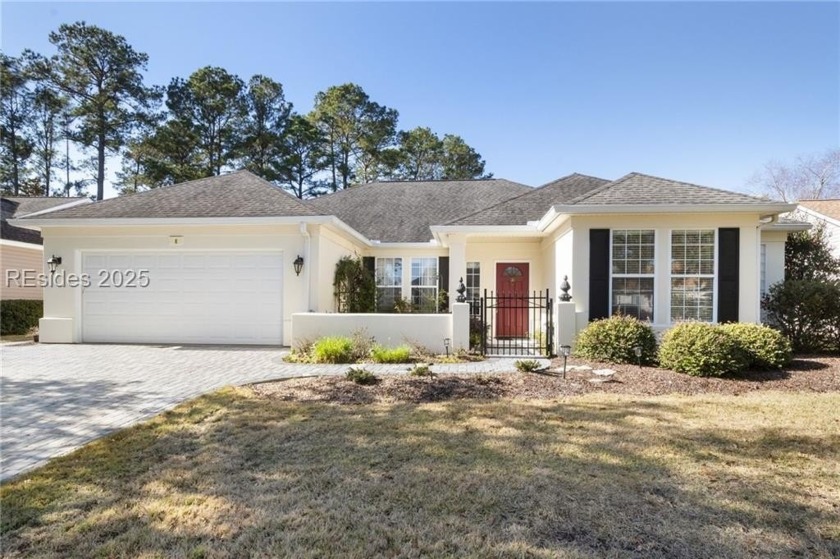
2, 390, 838, 558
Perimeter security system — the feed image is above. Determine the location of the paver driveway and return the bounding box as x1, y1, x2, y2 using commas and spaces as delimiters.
1, 343, 537, 481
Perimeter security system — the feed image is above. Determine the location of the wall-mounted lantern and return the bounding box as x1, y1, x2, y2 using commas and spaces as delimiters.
293, 255, 304, 276
46, 255, 62, 275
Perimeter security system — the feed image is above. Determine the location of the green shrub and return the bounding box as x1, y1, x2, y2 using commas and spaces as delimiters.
409, 363, 433, 377
719, 323, 793, 370
349, 328, 376, 361
346, 367, 377, 385
371, 345, 412, 363
1, 299, 43, 335
658, 322, 748, 377
469, 317, 484, 351
574, 315, 658, 365
514, 359, 542, 373
762, 280, 840, 353
312, 336, 355, 363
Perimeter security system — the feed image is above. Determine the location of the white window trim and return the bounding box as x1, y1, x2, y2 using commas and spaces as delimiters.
668, 228, 718, 323
609, 229, 657, 322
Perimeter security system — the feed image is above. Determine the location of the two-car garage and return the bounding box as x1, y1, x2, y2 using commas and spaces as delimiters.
81, 251, 284, 345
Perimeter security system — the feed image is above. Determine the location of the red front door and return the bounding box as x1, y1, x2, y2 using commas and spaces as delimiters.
496, 263, 529, 338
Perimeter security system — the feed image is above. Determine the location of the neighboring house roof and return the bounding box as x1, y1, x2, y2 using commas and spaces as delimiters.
26, 171, 317, 220
798, 199, 840, 223
571, 172, 776, 206
448, 173, 610, 226
1, 196, 90, 245
306, 178, 532, 242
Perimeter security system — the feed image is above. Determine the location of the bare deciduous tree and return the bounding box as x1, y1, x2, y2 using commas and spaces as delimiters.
749, 149, 840, 202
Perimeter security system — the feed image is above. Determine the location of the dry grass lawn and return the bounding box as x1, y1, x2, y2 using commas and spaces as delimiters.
1, 389, 839, 558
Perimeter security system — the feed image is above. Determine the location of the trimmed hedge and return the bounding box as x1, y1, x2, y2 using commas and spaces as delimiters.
574, 315, 658, 365
719, 323, 792, 370
1, 299, 42, 336
658, 322, 748, 377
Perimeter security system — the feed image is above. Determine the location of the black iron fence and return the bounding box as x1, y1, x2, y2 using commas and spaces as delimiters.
480, 289, 554, 357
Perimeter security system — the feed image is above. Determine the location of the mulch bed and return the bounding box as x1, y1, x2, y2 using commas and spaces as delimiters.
249, 355, 840, 405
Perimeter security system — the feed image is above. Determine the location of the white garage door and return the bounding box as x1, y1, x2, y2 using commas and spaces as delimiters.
82, 251, 283, 345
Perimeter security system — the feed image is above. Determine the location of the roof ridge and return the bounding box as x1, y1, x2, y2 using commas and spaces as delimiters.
307, 178, 531, 206
563, 173, 635, 205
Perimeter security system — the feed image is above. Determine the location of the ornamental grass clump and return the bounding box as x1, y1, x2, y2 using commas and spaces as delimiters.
574, 315, 658, 365
371, 345, 412, 364
719, 323, 793, 370
658, 322, 748, 377
312, 336, 355, 364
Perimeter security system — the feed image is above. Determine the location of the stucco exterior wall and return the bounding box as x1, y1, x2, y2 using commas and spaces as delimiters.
462, 238, 546, 297
557, 213, 770, 330
39, 224, 310, 345
1, 242, 44, 300
310, 225, 365, 312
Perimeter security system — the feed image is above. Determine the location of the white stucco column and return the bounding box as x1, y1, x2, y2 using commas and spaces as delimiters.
556, 301, 577, 349
447, 234, 467, 311
451, 302, 470, 351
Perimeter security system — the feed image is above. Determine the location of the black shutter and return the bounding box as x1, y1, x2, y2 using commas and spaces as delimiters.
438, 257, 449, 294
717, 228, 739, 323
589, 229, 610, 321
362, 256, 375, 277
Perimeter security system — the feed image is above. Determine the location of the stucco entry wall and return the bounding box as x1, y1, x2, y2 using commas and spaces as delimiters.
39, 224, 310, 345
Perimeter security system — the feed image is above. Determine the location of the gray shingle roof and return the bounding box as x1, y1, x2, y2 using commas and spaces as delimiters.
27, 171, 317, 219
307, 179, 532, 242
2, 196, 89, 244
448, 174, 610, 226
572, 172, 775, 206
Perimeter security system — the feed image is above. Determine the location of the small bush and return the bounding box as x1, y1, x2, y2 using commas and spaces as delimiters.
409, 363, 433, 377
574, 315, 658, 365
0, 300, 42, 335
659, 322, 748, 377
719, 323, 792, 370
514, 359, 542, 373
312, 336, 355, 364
349, 328, 376, 361
371, 345, 412, 363
345, 367, 377, 385
469, 317, 484, 351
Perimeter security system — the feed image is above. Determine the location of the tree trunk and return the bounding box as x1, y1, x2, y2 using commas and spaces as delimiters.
97, 131, 106, 200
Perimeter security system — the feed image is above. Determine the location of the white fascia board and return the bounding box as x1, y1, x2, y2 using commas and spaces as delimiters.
796, 206, 840, 228
369, 241, 441, 249
16, 198, 92, 218
0, 239, 44, 250
429, 225, 538, 236
13, 215, 341, 230
762, 222, 811, 232
550, 203, 797, 215
320, 216, 373, 247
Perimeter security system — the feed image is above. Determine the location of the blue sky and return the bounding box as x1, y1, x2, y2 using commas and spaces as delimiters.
2, 1, 838, 198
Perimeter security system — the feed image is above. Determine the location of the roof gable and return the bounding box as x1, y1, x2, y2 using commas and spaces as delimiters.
306, 178, 532, 242
798, 199, 840, 222
448, 173, 610, 226
27, 171, 317, 220
572, 172, 774, 206
2, 196, 90, 245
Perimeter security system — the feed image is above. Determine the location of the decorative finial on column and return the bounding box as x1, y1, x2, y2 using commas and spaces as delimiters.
559, 275, 572, 302
456, 277, 467, 303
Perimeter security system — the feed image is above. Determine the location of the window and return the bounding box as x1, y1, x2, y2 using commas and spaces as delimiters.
466, 262, 481, 316
671, 230, 715, 322
611, 230, 655, 321
375, 257, 402, 311
410, 258, 438, 312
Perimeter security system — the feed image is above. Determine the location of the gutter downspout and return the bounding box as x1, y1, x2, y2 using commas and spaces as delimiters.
299, 222, 312, 311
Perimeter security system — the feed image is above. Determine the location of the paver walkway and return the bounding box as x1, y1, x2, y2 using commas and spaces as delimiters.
0, 343, 542, 481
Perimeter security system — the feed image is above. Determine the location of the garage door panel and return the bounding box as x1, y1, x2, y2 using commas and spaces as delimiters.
82, 251, 283, 345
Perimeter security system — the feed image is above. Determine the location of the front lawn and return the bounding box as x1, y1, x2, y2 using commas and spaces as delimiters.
2, 384, 838, 558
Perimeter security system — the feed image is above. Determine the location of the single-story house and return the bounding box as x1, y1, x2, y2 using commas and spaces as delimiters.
13, 170, 804, 349
1, 196, 91, 301
796, 199, 840, 262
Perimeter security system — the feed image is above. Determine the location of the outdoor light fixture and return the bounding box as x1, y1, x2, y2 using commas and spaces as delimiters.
293, 255, 304, 276
443, 337, 451, 357
46, 255, 62, 275
634, 346, 643, 370
560, 345, 571, 379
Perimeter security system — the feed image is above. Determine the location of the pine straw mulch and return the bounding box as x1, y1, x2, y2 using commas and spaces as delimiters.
250, 355, 840, 405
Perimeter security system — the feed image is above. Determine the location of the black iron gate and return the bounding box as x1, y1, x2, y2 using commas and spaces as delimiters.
480, 289, 554, 357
